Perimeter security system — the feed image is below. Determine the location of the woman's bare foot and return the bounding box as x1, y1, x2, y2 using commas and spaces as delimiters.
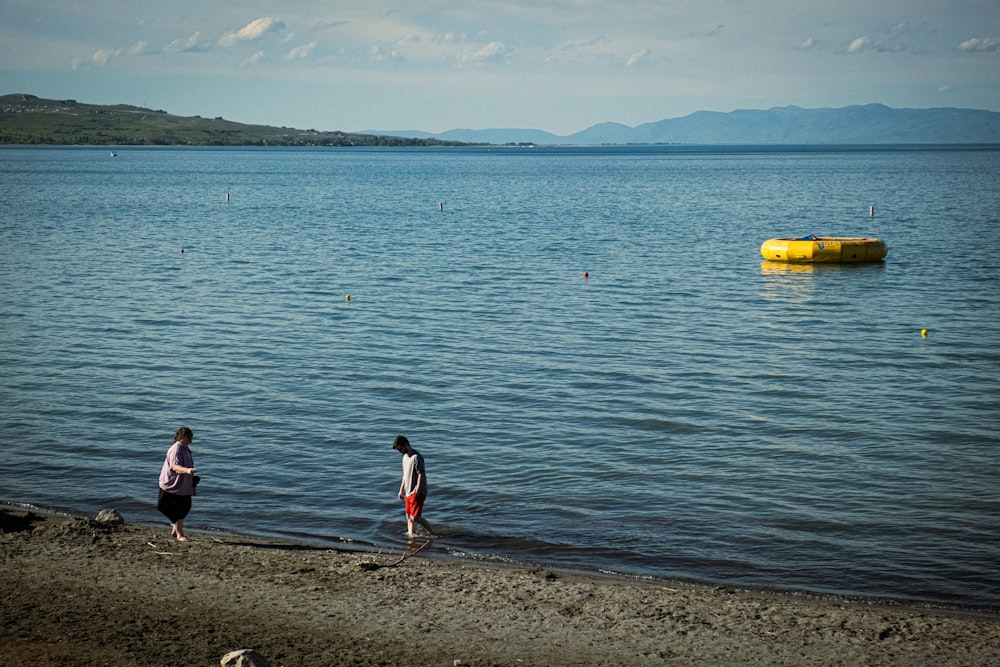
171, 522, 188, 541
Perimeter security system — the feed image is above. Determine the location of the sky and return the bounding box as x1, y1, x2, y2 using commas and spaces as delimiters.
1, 1, 999, 136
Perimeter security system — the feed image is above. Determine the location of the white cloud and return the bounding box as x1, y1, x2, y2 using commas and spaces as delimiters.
370, 45, 403, 62
562, 36, 611, 52
847, 36, 870, 53
959, 37, 1000, 52
624, 47, 650, 67
77, 40, 147, 68
165, 32, 208, 54
394, 34, 421, 49
838, 23, 924, 56
219, 18, 285, 48
91, 48, 115, 66
287, 41, 317, 60
434, 31, 464, 45
242, 50, 269, 67
464, 41, 511, 65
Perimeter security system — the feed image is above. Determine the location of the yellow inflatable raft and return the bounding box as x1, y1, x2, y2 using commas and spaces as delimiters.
760, 236, 887, 263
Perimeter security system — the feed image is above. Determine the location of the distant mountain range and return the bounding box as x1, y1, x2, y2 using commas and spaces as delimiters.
3, 94, 998, 146
369, 104, 1000, 145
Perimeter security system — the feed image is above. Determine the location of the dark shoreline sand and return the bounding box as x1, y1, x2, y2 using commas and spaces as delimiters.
2, 509, 998, 666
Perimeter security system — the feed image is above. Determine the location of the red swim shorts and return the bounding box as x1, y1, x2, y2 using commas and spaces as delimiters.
405, 493, 426, 517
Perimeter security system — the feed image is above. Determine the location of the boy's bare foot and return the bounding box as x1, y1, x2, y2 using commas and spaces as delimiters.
175, 535, 188, 542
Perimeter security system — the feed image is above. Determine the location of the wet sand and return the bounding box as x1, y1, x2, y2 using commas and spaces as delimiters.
2, 509, 998, 666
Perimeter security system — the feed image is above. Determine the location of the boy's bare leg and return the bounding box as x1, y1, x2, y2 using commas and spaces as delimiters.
415, 515, 435, 538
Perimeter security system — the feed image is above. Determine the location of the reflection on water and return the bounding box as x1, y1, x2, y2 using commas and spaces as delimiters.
759, 260, 887, 275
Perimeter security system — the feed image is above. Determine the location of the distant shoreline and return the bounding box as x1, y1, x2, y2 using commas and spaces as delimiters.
0, 93, 470, 147
2, 141, 999, 151
5, 94, 1000, 146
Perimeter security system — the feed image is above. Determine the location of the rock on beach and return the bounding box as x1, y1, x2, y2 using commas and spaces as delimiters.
221, 648, 271, 667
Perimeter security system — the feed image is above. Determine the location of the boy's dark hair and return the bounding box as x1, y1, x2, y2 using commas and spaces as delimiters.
392, 434, 410, 451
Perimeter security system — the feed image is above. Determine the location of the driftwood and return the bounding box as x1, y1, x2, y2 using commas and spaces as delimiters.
357, 539, 432, 571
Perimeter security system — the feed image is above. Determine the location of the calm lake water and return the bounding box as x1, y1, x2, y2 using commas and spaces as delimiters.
1, 144, 998, 609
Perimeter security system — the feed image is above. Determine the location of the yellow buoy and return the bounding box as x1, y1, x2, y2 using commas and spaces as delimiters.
921, 328, 928, 337
345, 294, 351, 302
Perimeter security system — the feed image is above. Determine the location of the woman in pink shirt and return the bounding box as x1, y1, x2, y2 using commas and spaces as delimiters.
156, 426, 197, 541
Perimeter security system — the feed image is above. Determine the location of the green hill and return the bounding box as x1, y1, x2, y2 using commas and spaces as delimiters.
0, 94, 465, 147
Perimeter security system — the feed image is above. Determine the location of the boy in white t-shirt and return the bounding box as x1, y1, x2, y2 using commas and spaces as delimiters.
392, 434, 436, 538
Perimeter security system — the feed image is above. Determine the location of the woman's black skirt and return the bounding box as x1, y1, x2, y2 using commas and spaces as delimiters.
156, 488, 192, 523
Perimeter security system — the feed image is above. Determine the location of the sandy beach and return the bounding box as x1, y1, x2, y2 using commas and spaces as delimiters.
2, 509, 998, 667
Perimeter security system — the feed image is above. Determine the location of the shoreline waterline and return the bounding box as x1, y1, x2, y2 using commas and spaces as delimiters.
6, 501, 997, 619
